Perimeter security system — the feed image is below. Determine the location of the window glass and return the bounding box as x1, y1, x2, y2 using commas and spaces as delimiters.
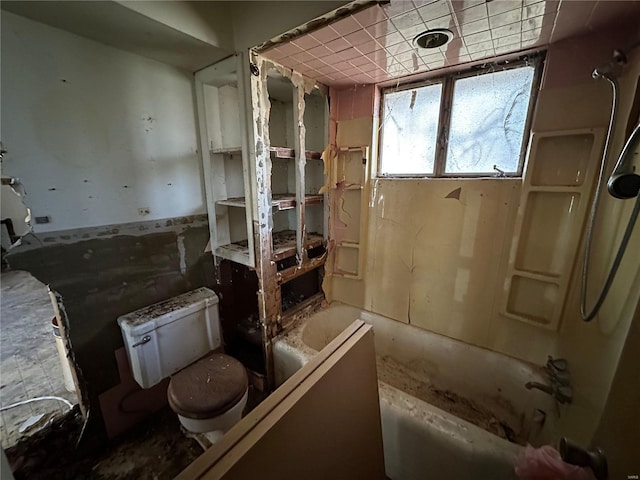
380, 83, 442, 175
445, 66, 535, 175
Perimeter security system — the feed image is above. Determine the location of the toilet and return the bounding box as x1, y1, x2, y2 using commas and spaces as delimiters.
117, 287, 248, 439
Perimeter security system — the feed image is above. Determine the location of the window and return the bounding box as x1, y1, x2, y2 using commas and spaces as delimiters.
379, 56, 542, 177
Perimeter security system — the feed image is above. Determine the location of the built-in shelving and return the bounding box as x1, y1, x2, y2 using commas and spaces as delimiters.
210, 146, 242, 154
217, 194, 323, 211
272, 230, 323, 261
269, 147, 323, 160
502, 128, 605, 330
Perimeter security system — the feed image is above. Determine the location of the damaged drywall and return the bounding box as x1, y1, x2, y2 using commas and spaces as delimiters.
1, 171, 33, 254
5, 215, 215, 441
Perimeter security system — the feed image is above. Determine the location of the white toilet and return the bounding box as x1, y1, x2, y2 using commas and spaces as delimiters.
117, 287, 248, 439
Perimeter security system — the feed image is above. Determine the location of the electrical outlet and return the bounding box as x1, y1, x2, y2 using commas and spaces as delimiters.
138, 208, 150, 216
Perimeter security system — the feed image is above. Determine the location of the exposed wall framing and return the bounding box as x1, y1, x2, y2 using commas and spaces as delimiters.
247, 54, 329, 388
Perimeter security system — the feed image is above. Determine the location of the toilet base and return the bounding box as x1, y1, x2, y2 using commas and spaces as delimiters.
175, 389, 248, 435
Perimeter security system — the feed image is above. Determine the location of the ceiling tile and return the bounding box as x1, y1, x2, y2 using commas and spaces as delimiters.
307, 45, 333, 59
316, 64, 338, 75
427, 14, 455, 29
466, 40, 493, 53
395, 50, 422, 63
265, 47, 286, 61
399, 24, 429, 42
487, 0, 523, 17
352, 5, 388, 27
349, 55, 375, 67
489, 9, 522, 29
310, 26, 339, 44
382, 0, 415, 18
356, 39, 383, 55
292, 35, 321, 51
458, 17, 490, 37
335, 47, 363, 61
455, 4, 489, 23
494, 42, 521, 54
385, 40, 415, 56
522, 1, 548, 19
277, 43, 303, 56
331, 16, 362, 36
450, 0, 486, 12
494, 33, 521, 48
417, 0, 452, 22
365, 20, 396, 39
469, 49, 495, 60
326, 37, 351, 53
305, 58, 327, 69
378, 31, 406, 47
290, 51, 315, 64
344, 29, 375, 47
463, 30, 492, 45
390, 10, 423, 31
491, 22, 522, 39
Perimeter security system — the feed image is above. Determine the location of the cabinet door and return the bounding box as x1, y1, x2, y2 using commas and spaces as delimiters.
195, 54, 255, 267
176, 320, 385, 480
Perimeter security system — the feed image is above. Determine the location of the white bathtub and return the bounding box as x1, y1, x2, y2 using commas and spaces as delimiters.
273, 303, 558, 480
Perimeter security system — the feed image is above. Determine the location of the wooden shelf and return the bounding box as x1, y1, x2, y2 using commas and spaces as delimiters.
272, 230, 324, 261
270, 147, 322, 160
217, 194, 323, 211
210, 146, 242, 154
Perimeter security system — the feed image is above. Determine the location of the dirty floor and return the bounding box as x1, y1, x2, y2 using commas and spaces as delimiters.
1, 270, 78, 448
6, 407, 202, 480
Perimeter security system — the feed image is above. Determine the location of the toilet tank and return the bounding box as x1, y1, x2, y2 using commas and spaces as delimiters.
118, 287, 221, 389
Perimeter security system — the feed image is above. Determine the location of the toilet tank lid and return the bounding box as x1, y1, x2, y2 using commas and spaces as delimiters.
118, 287, 219, 336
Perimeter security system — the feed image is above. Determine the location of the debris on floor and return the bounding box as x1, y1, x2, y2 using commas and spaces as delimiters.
6, 407, 202, 480
0, 270, 78, 449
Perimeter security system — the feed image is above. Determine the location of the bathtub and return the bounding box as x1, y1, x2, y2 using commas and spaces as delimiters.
273, 303, 558, 480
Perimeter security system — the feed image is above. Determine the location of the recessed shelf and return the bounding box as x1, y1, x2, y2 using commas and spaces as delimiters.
210, 146, 242, 154
270, 147, 323, 160
272, 230, 324, 261
217, 194, 323, 211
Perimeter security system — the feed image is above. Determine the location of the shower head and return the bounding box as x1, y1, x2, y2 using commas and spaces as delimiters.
608, 122, 640, 199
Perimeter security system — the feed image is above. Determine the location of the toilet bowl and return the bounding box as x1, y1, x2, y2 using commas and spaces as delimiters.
118, 288, 247, 439
168, 352, 248, 435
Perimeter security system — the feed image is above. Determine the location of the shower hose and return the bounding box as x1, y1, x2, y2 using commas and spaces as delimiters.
580, 73, 640, 321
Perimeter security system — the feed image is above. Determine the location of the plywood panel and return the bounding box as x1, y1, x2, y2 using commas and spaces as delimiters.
177, 320, 384, 480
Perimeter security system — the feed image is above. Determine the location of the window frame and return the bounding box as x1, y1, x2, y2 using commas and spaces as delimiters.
377, 53, 545, 179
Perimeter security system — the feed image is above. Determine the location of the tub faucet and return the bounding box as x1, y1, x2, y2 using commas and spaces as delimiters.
525, 356, 573, 404
525, 381, 573, 404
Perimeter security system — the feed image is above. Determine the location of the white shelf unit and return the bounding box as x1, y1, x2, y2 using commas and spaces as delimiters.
195, 54, 255, 267
502, 128, 605, 330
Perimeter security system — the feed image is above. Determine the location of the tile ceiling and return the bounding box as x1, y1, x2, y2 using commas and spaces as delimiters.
261, 0, 640, 87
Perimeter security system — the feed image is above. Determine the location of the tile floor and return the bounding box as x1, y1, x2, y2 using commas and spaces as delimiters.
1, 270, 78, 449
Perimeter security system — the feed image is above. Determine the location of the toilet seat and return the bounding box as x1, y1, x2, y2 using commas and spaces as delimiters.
168, 352, 248, 419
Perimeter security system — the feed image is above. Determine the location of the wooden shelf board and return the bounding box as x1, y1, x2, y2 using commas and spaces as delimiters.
272, 230, 324, 261
270, 147, 323, 161
217, 197, 246, 208
210, 146, 242, 154
218, 194, 323, 211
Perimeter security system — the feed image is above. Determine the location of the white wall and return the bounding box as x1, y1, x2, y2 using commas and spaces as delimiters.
1, 11, 206, 233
